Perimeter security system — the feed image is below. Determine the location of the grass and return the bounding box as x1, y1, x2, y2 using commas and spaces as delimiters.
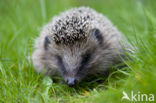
0, 0, 156, 103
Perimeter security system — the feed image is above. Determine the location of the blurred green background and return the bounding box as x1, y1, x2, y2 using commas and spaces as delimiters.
0, 0, 156, 103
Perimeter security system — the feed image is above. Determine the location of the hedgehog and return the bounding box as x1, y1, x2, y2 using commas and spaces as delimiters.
32, 7, 132, 87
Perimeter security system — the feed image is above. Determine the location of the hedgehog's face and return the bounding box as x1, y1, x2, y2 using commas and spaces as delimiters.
44, 28, 104, 87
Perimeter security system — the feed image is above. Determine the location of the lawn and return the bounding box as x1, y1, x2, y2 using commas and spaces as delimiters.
0, 0, 156, 103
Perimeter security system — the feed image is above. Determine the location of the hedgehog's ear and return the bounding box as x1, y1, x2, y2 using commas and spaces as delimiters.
90, 28, 103, 45
44, 36, 51, 50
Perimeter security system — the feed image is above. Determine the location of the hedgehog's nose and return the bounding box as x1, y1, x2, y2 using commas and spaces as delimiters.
66, 77, 77, 87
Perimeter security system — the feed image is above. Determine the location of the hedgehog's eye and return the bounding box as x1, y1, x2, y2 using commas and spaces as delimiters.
79, 52, 92, 72
91, 28, 103, 45
44, 36, 51, 50
76, 52, 92, 77
55, 55, 67, 74
82, 52, 91, 64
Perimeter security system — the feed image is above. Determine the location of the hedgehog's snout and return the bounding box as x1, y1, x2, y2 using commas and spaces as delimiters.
66, 77, 78, 87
